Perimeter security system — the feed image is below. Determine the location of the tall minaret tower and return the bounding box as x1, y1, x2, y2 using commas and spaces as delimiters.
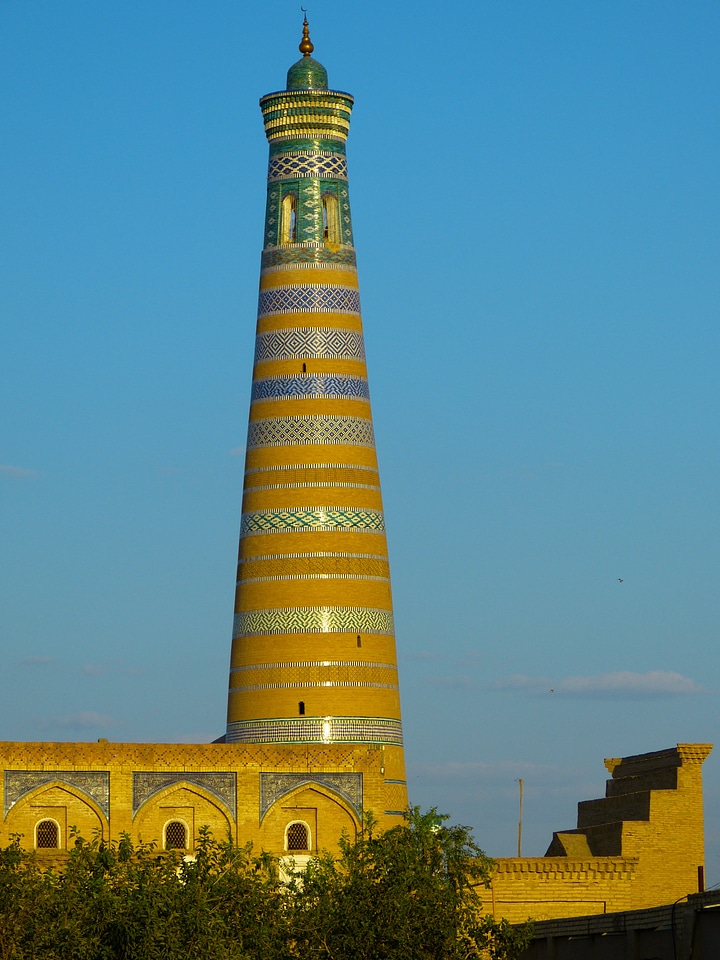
226, 21, 406, 805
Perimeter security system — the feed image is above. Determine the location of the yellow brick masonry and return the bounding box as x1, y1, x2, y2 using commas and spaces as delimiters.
0, 741, 711, 925
485, 743, 712, 923
0, 740, 403, 855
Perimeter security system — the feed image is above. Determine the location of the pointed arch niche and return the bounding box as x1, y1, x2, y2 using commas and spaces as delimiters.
322, 192, 340, 245
281, 191, 298, 243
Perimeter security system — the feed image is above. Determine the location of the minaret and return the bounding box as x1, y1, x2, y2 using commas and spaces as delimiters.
226, 21, 406, 797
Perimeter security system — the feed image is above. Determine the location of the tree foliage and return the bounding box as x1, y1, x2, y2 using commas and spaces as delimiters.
0, 810, 532, 960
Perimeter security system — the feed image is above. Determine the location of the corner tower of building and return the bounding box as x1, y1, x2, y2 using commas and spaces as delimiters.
226, 21, 406, 794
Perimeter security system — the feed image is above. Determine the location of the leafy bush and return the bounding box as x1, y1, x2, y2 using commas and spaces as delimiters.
0, 810, 531, 959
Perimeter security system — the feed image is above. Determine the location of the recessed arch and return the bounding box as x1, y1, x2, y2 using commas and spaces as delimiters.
7, 780, 108, 836
322, 192, 340, 244
281, 192, 298, 243
260, 772, 362, 823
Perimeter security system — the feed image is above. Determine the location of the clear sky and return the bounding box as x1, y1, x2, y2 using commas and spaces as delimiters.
2, 0, 719, 877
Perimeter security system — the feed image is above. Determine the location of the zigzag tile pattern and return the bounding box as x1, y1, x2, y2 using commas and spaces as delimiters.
246, 416, 375, 449
254, 328, 365, 362
232, 606, 395, 638
267, 152, 348, 181
258, 285, 360, 317
240, 507, 385, 535
251, 373, 370, 402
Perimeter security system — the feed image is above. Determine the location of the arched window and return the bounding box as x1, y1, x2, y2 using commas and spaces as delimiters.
164, 820, 188, 850
285, 820, 310, 852
322, 193, 340, 244
35, 819, 59, 849
298, 701, 305, 715
281, 193, 298, 243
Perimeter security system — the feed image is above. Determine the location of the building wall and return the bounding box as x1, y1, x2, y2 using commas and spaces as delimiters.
0, 741, 710, 926
0, 740, 407, 856
484, 743, 712, 923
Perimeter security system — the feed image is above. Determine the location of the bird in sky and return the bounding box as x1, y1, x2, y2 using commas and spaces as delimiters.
618, 578, 624, 583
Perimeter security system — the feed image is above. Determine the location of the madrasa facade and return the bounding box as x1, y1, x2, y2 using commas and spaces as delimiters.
1, 23, 712, 925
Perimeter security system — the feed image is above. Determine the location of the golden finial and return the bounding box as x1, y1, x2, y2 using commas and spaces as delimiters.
299, 9, 314, 57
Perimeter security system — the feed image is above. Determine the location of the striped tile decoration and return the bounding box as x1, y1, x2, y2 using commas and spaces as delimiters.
226, 717, 403, 746
232, 606, 395, 638
254, 327, 365, 362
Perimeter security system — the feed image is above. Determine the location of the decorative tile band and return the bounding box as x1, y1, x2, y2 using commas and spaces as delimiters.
254, 328, 365, 362
244, 481, 381, 493
260, 771, 362, 820
261, 246, 356, 269
237, 553, 390, 582
244, 463, 378, 476
258, 286, 360, 317
232, 606, 395, 638
4, 770, 110, 818
238, 551, 388, 562
231, 681, 397, 692
240, 507, 384, 535
268, 153, 348, 181
261, 261, 357, 275
231, 660, 397, 672
132, 772, 236, 818
227, 717, 403, 746
237, 573, 390, 584
247, 416, 375, 449
251, 374, 369, 402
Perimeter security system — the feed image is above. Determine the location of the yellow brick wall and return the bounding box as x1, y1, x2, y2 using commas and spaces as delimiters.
0, 740, 407, 856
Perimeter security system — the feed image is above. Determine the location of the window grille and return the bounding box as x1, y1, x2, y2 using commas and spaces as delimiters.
286, 821, 309, 851
36, 819, 59, 849
165, 820, 187, 850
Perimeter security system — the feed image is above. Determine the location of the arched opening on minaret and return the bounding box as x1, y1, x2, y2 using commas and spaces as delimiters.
281, 192, 298, 243
322, 193, 340, 244
357, 635, 361, 647
298, 701, 305, 715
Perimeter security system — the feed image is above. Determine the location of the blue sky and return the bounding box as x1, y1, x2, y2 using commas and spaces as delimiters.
2, 0, 719, 876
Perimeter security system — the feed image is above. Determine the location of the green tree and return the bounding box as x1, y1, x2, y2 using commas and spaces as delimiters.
285, 807, 532, 960
0, 812, 531, 960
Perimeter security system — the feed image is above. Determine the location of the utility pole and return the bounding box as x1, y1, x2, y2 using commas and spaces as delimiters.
517, 778, 524, 857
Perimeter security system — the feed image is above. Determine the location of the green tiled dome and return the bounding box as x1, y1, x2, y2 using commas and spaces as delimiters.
286, 55, 328, 91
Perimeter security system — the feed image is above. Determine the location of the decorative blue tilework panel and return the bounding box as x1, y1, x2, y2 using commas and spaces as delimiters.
4, 770, 110, 818
132, 772, 236, 818
258, 286, 360, 317
268, 153, 348, 181
251, 374, 369, 402
232, 606, 394, 638
241, 507, 384, 535
254, 328, 365, 362
226, 717, 403, 746
260, 772, 362, 820
261, 246, 357, 269
247, 416, 374, 449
